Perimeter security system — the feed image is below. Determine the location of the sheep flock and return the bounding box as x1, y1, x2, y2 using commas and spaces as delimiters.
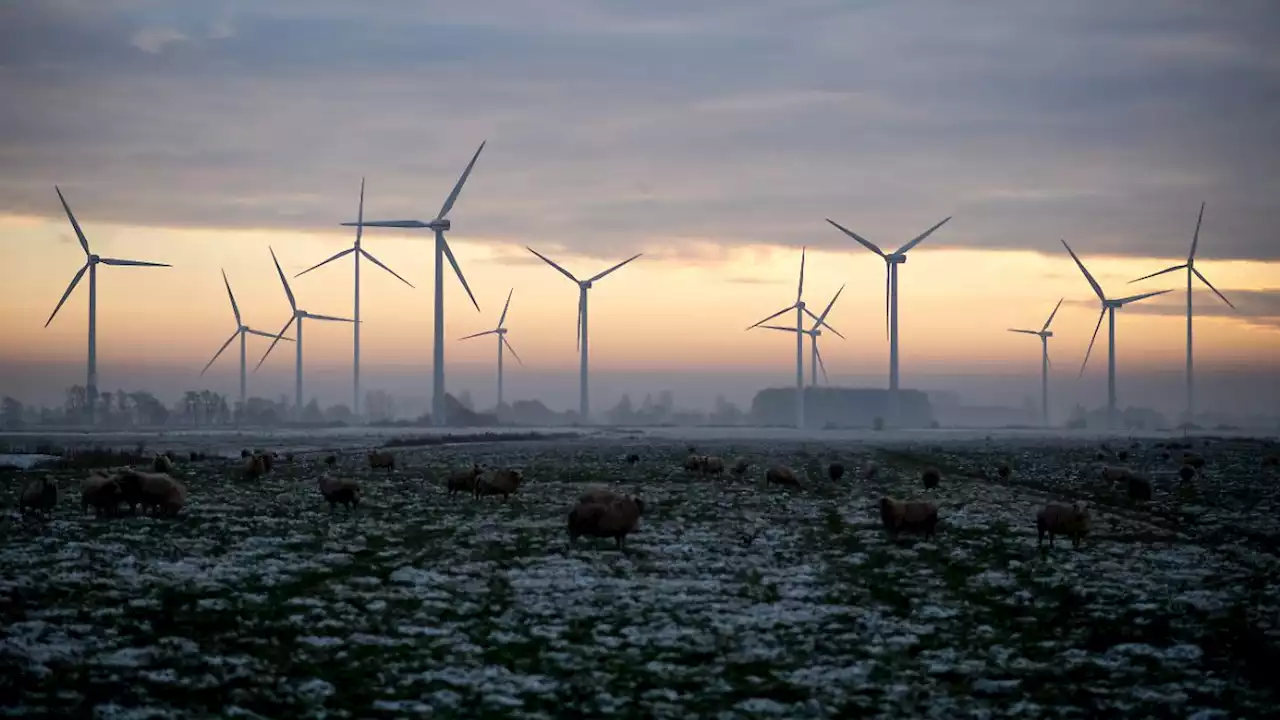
2, 432, 1279, 717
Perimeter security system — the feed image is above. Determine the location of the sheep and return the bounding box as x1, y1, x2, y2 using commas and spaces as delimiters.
879, 496, 939, 540
1036, 501, 1090, 549
1181, 451, 1205, 469
242, 453, 268, 481
240, 449, 252, 458
765, 465, 802, 489
1117, 450, 1129, 462
81, 472, 124, 517
259, 452, 274, 474
115, 469, 187, 517
863, 462, 879, 480
19, 475, 57, 519
683, 454, 705, 473
368, 450, 396, 471
828, 462, 845, 482
318, 474, 360, 511
1178, 464, 1196, 482
922, 467, 941, 489
1101, 465, 1136, 484
1127, 474, 1152, 502
730, 457, 750, 479
447, 464, 483, 496
324, 455, 337, 468
996, 462, 1012, 480
567, 491, 645, 549
474, 468, 524, 500
701, 456, 725, 478
625, 453, 640, 465
153, 453, 175, 473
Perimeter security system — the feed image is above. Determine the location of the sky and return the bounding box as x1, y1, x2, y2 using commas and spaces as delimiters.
1, 0, 1278, 417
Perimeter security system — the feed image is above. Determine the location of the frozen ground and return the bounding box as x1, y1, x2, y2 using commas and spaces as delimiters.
2, 433, 1279, 717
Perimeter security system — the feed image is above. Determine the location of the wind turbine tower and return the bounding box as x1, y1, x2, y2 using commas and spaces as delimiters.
459, 288, 523, 408
342, 143, 485, 427
1061, 240, 1171, 430
1006, 298, 1063, 427
298, 178, 414, 418
826, 215, 951, 425
256, 247, 356, 418
1128, 202, 1234, 424
44, 186, 171, 424
200, 269, 294, 412
526, 248, 642, 423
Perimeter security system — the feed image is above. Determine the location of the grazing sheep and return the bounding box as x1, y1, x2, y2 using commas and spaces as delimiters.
863, 462, 880, 481
701, 456, 725, 478
1181, 451, 1205, 469
446, 464, 483, 496
474, 468, 524, 500
1036, 501, 1090, 549
625, 453, 640, 465
1117, 450, 1129, 462
922, 467, 941, 489
19, 475, 57, 519
879, 496, 939, 540
81, 472, 124, 517
240, 449, 252, 459
996, 462, 1012, 480
368, 450, 396, 471
730, 457, 750, 478
324, 455, 337, 468
242, 453, 267, 481
115, 469, 186, 517
153, 453, 174, 473
567, 491, 645, 549
1127, 474, 1152, 502
684, 454, 705, 473
1101, 465, 1136, 484
1178, 464, 1196, 482
828, 462, 845, 481
765, 465, 802, 489
260, 452, 274, 474
318, 474, 360, 511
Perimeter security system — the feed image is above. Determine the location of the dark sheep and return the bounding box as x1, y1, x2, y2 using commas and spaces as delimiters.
828, 462, 845, 482
922, 467, 941, 489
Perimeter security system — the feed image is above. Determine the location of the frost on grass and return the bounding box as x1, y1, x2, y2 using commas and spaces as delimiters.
1, 435, 1278, 717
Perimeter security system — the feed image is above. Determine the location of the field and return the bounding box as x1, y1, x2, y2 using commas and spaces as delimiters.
2, 430, 1279, 718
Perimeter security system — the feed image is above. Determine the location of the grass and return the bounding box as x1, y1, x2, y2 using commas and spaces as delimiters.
2, 436, 1279, 717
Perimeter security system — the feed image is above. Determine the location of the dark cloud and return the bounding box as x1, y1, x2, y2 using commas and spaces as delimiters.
2, 1, 1279, 261
1063, 288, 1280, 330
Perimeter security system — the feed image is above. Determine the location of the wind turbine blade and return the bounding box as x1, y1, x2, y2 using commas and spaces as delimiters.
1189, 201, 1205, 260
797, 247, 806, 303
815, 342, 829, 383
503, 335, 524, 366
307, 313, 357, 323
576, 293, 583, 351
296, 247, 355, 278
1127, 264, 1185, 284
1192, 268, 1235, 309
884, 263, 891, 341
825, 218, 886, 256
1114, 289, 1172, 305
1041, 297, 1064, 331
895, 216, 952, 255
1078, 308, 1106, 379
816, 284, 845, 323
255, 316, 296, 371
437, 140, 486, 220
526, 247, 580, 282
803, 306, 844, 339
587, 253, 642, 283
222, 269, 242, 326
44, 263, 88, 327
201, 330, 240, 376
54, 186, 91, 255
1060, 239, 1107, 302
441, 238, 480, 312
759, 325, 801, 333
498, 288, 513, 327
1007, 329, 1040, 335
356, 176, 365, 246
269, 246, 297, 311
459, 329, 499, 340
246, 328, 293, 341
98, 258, 170, 267
341, 220, 427, 228
746, 304, 798, 330
360, 248, 415, 288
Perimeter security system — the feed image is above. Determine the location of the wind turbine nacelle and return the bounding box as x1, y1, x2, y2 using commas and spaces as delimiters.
429, 219, 451, 231
1042, 331, 1054, 339
887, 254, 907, 264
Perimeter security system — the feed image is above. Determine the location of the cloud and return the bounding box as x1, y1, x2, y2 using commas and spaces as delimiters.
2, 1, 1279, 262
130, 26, 186, 53
1063, 288, 1280, 330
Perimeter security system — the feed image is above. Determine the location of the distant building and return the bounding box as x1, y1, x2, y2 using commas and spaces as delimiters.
749, 387, 935, 428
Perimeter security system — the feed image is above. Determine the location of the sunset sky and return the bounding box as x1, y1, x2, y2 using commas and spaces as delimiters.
1, 1, 1277, 415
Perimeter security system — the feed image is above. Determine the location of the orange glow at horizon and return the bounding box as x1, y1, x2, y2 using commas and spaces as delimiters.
2, 213, 1277, 390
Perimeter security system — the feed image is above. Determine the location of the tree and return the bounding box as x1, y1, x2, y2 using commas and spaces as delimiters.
607, 394, 635, 425
65, 385, 87, 421
302, 398, 324, 423
1, 396, 25, 429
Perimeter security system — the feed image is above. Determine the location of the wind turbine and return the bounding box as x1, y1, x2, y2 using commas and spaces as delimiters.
1007, 297, 1063, 428
459, 288, 523, 409
200, 269, 294, 414
756, 284, 846, 387
341, 142, 485, 427
44, 186, 170, 424
526, 247, 642, 423
746, 247, 832, 429
297, 178, 414, 419
1061, 239, 1171, 431
256, 247, 356, 419
1128, 202, 1234, 425
826, 215, 951, 425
